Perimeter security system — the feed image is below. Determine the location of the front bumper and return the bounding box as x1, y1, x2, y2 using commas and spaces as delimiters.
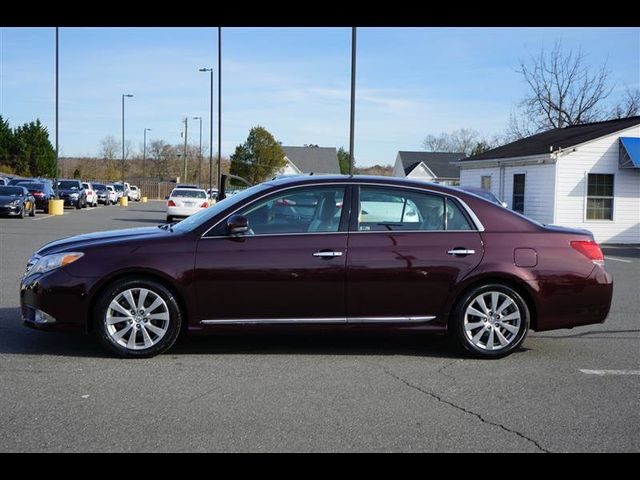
60, 196, 81, 206
0, 205, 22, 216
21, 268, 94, 332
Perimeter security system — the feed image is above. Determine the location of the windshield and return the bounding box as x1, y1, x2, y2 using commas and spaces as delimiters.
93, 183, 106, 190
0, 186, 24, 196
171, 183, 269, 233
17, 183, 44, 190
57, 181, 80, 190
113, 184, 124, 191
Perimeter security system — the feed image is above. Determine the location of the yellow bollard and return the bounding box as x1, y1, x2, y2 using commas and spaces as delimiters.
119, 196, 128, 206
48, 199, 64, 215
141, 196, 148, 203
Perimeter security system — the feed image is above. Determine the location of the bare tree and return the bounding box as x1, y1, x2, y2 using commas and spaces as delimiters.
610, 87, 640, 119
509, 42, 613, 139
422, 128, 480, 156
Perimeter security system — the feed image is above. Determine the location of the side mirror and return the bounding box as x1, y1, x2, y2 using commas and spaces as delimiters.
227, 214, 249, 235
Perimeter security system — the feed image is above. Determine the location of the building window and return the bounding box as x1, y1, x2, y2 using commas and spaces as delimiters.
512, 174, 526, 214
586, 174, 614, 221
481, 176, 491, 190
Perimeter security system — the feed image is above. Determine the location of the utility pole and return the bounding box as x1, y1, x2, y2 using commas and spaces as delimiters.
349, 27, 357, 176
217, 27, 222, 189
193, 117, 202, 185
182, 117, 188, 183
55, 27, 59, 194
199, 67, 214, 195
122, 94, 133, 188
143, 128, 151, 178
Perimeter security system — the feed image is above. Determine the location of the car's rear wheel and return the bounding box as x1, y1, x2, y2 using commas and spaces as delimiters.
93, 278, 182, 358
451, 283, 529, 359
166, 216, 172, 223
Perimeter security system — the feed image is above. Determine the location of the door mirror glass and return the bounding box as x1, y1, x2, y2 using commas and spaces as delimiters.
227, 214, 249, 235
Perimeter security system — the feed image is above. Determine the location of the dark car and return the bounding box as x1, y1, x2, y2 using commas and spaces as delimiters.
92, 183, 111, 206
8, 177, 35, 186
16, 181, 57, 213
0, 185, 36, 218
21, 176, 613, 359
56, 179, 87, 209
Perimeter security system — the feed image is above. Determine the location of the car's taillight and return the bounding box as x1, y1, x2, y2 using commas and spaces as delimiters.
167, 200, 176, 207
201, 202, 208, 208
571, 240, 604, 264
32, 192, 44, 197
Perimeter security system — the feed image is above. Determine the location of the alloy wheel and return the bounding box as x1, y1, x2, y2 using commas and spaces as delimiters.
463, 291, 522, 351
105, 288, 171, 350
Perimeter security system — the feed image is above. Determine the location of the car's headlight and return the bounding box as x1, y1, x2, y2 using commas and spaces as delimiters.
10, 199, 21, 206
28, 252, 84, 275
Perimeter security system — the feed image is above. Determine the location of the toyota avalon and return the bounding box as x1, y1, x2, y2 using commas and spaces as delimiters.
20, 176, 613, 358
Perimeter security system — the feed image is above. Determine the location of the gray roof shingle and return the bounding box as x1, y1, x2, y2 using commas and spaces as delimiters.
462, 116, 640, 161
397, 151, 462, 178
282, 146, 340, 174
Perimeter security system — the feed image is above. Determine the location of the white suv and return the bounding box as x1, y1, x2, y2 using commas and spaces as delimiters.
129, 185, 141, 202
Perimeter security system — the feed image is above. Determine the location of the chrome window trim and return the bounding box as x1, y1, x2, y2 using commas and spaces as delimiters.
200, 316, 436, 325
200, 181, 484, 239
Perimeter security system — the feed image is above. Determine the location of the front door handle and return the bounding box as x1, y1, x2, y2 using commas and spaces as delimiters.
313, 250, 343, 258
447, 248, 476, 256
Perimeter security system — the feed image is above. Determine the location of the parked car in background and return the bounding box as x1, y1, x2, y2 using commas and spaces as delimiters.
92, 183, 110, 206
112, 183, 127, 201
82, 182, 98, 208
0, 176, 9, 186
0, 185, 36, 218
129, 185, 141, 202
166, 188, 209, 223
175, 184, 199, 189
20, 176, 613, 359
56, 179, 87, 209
8, 177, 34, 186
456, 186, 507, 208
15, 181, 57, 213
106, 185, 117, 205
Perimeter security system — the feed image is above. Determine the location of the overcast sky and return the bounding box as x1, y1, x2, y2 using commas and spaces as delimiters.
1, 27, 638, 166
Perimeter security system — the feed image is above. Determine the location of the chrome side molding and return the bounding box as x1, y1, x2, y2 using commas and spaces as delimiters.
200, 316, 436, 325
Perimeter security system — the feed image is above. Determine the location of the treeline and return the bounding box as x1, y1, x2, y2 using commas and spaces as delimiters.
0, 116, 57, 177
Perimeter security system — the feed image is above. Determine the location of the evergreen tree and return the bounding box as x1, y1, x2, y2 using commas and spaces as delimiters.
13, 120, 57, 177
337, 146, 351, 174
0, 116, 15, 170
230, 126, 286, 185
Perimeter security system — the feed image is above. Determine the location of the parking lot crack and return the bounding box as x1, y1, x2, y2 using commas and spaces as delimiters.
382, 366, 551, 453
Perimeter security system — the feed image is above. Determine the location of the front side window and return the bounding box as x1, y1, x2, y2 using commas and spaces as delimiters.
357, 186, 473, 231
232, 185, 346, 236
586, 174, 614, 220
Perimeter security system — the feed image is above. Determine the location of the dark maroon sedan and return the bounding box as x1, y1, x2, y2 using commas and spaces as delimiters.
20, 176, 613, 358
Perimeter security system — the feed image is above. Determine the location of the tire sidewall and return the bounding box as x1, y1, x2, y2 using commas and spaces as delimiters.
93, 278, 182, 358
452, 283, 529, 359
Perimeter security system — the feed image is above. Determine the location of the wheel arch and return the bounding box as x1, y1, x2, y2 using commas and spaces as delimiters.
86, 269, 190, 335
446, 273, 539, 331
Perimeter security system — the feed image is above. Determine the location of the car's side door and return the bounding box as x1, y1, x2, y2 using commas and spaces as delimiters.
194, 184, 352, 323
346, 184, 484, 323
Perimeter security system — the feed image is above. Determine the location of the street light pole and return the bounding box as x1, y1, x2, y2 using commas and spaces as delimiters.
193, 117, 202, 186
349, 27, 357, 176
182, 117, 188, 183
55, 27, 59, 194
122, 94, 133, 188
218, 27, 222, 190
199, 67, 214, 194
143, 128, 152, 178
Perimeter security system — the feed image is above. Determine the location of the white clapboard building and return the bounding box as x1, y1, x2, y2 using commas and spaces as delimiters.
457, 116, 640, 244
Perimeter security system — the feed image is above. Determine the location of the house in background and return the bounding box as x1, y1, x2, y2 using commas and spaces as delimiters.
279, 146, 340, 175
392, 151, 461, 185
457, 116, 640, 244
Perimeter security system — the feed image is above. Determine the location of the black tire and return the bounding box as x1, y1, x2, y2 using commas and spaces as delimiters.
450, 283, 530, 359
29, 204, 36, 217
93, 277, 183, 358
20, 204, 26, 218
166, 216, 172, 223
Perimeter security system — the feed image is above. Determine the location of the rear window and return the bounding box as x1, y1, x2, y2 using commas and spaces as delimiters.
93, 184, 106, 189
17, 182, 45, 190
171, 189, 207, 199
58, 180, 81, 190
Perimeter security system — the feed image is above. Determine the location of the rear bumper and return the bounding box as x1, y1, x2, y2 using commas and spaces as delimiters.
167, 206, 202, 217
531, 264, 613, 331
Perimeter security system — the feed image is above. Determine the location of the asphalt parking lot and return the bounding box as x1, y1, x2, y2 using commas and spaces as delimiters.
0, 201, 638, 452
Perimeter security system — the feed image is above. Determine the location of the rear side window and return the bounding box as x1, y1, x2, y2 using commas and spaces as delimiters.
357, 186, 474, 231
171, 189, 207, 199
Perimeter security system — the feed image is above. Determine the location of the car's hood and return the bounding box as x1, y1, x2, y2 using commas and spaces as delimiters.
36, 226, 172, 256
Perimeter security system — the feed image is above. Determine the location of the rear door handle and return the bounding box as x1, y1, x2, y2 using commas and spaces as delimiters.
313, 250, 343, 258
447, 249, 476, 256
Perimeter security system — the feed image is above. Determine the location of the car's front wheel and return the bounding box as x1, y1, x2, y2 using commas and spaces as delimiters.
93, 278, 183, 358
451, 283, 529, 359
